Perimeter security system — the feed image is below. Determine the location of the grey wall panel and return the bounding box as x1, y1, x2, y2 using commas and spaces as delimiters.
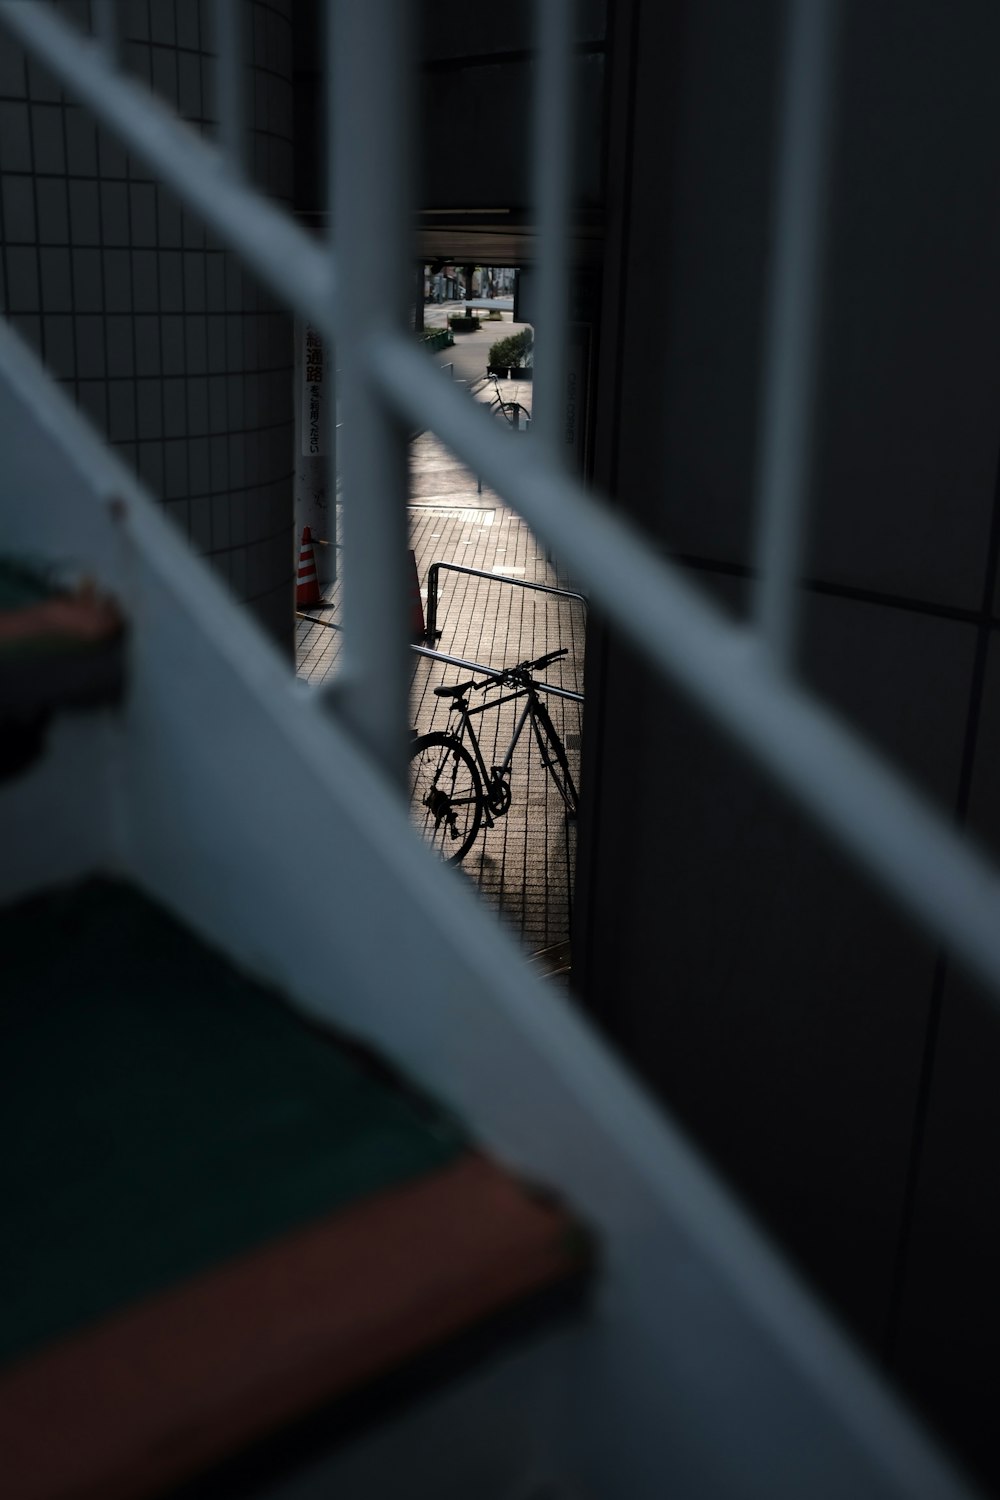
808, 2, 1000, 613
584, 0, 1000, 1483
609, 0, 1000, 619
421, 53, 606, 212
585, 585, 975, 1342
607, 0, 781, 569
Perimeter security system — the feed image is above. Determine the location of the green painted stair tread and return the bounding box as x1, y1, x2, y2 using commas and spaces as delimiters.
0, 878, 468, 1368
0, 557, 50, 611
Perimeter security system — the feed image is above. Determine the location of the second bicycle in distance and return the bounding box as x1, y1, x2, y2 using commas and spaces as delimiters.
410, 648, 580, 863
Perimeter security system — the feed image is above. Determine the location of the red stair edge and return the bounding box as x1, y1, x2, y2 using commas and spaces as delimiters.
0, 1153, 587, 1500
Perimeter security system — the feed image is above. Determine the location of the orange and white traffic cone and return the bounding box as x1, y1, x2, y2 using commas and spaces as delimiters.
296, 526, 321, 608
408, 549, 426, 642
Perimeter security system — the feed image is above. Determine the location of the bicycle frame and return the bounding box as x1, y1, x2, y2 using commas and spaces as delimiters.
448, 681, 542, 820
485, 376, 530, 431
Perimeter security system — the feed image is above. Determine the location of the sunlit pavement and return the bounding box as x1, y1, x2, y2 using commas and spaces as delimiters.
296, 342, 584, 970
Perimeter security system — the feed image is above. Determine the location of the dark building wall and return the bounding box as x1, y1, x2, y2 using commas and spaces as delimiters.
582, 0, 1000, 1487
0, 0, 295, 651
419, 2, 608, 216
293, 3, 608, 231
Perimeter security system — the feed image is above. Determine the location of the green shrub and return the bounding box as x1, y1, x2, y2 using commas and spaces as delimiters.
487, 329, 533, 369
448, 314, 480, 333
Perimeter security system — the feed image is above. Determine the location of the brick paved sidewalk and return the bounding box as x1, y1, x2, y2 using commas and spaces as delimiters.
296, 377, 584, 969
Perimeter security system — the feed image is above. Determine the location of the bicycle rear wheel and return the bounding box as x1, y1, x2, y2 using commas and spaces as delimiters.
409, 732, 484, 863
531, 703, 580, 817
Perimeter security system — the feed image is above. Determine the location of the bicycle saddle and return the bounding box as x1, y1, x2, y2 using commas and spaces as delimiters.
434, 679, 476, 698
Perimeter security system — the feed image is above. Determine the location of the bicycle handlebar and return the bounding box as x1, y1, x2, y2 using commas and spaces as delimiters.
529, 648, 569, 671
475, 647, 568, 692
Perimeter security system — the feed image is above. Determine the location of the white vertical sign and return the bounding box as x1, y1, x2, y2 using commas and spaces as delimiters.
295, 320, 333, 582
301, 323, 325, 457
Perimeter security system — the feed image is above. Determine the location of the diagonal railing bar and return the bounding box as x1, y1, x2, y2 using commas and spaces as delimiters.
753, 0, 839, 670
0, 1, 332, 333
0, 5, 994, 1486
371, 331, 1000, 1001
532, 0, 574, 465
7, 0, 1000, 1014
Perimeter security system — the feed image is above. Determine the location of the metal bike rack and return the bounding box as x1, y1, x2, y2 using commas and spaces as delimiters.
424, 561, 587, 647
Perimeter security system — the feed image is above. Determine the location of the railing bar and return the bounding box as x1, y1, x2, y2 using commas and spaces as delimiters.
425, 559, 586, 643
372, 331, 1000, 1002
0, 2, 332, 331
410, 644, 584, 703
295, 612, 342, 630
213, 0, 245, 176
753, 0, 838, 670
14, 0, 1000, 1012
327, 0, 413, 785
92, 0, 117, 65
532, 0, 574, 464
429, 561, 587, 606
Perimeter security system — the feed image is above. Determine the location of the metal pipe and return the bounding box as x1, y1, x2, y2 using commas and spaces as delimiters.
410, 644, 584, 704
752, 0, 838, 671
213, 0, 245, 175
371, 330, 1000, 1002
294, 631, 584, 702
425, 559, 587, 644
532, 0, 573, 465
0, 2, 332, 331
325, 0, 414, 788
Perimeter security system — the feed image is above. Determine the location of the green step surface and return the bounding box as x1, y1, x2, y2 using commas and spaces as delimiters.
0, 879, 467, 1367
0, 557, 48, 610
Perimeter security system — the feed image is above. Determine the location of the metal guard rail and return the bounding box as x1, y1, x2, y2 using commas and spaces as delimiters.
293, 618, 585, 705
410, 643, 584, 704
423, 560, 586, 646
5, 0, 1000, 1001
0, 4, 989, 1495
4, 0, 1000, 1003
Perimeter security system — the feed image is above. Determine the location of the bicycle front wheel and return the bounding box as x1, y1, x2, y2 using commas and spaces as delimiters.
531, 702, 580, 817
409, 732, 484, 863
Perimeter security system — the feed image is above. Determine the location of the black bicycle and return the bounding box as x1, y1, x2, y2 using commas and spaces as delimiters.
485, 374, 530, 431
409, 648, 579, 863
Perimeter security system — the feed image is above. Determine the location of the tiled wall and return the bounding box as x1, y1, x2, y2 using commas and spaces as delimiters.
0, 0, 295, 651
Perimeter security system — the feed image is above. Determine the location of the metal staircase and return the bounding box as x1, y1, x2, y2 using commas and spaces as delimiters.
0, 3, 993, 1495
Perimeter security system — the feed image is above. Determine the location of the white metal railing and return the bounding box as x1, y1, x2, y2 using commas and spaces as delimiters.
3, 0, 1000, 1000
0, 1, 995, 1492
753, 0, 837, 667
0, 299, 976, 1500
